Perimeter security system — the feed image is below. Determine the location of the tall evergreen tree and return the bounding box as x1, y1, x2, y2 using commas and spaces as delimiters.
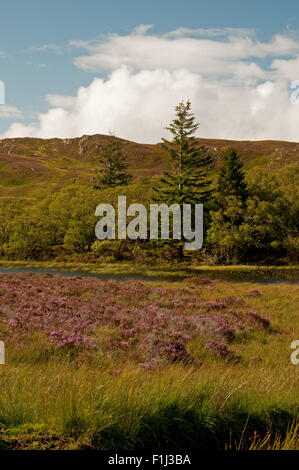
217, 147, 248, 204
153, 100, 214, 205
95, 134, 132, 189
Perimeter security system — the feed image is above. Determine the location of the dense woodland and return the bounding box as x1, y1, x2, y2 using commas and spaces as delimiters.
0, 101, 298, 264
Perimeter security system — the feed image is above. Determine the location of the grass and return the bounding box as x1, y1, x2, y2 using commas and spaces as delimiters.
0, 260, 298, 282
1, 179, 29, 187
0, 274, 298, 450
0, 363, 297, 450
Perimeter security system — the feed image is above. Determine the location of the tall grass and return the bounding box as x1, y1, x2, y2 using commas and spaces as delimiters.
0, 277, 298, 450
0, 350, 298, 449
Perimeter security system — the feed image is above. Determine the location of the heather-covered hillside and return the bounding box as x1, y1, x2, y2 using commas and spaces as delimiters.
0, 134, 298, 198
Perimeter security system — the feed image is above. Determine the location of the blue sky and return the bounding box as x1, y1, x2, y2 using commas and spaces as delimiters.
1, 0, 299, 141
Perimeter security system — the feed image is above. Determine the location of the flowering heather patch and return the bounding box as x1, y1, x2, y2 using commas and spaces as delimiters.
200, 300, 227, 309
246, 310, 271, 327
206, 340, 237, 359
0, 273, 271, 366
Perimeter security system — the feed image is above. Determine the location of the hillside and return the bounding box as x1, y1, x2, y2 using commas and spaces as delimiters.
0, 134, 298, 199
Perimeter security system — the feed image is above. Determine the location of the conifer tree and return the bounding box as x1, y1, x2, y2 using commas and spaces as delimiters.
95, 134, 132, 189
217, 147, 248, 204
153, 100, 214, 205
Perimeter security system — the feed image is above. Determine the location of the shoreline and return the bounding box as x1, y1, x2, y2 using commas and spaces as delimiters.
0, 260, 298, 282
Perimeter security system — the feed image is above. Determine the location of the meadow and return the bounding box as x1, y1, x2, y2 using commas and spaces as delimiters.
0, 269, 298, 450
0, 54, 298, 456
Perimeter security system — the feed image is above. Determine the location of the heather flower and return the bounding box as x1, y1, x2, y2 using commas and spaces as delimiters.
206, 340, 236, 359
215, 319, 235, 342
246, 310, 270, 327
201, 300, 227, 309
0, 273, 270, 366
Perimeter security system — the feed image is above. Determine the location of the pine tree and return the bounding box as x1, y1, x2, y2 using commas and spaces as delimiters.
153, 100, 214, 205
95, 134, 132, 189
217, 147, 248, 204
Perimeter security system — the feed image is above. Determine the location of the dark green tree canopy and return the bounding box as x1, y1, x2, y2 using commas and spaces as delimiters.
95, 134, 132, 189
217, 147, 248, 204
154, 100, 214, 205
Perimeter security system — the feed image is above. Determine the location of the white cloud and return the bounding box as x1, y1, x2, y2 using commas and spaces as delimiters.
2, 26, 299, 142
0, 105, 23, 119
270, 55, 299, 78
27, 44, 68, 54
72, 27, 299, 75
163, 27, 256, 39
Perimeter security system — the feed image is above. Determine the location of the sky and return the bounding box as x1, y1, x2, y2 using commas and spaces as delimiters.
1, 0, 299, 142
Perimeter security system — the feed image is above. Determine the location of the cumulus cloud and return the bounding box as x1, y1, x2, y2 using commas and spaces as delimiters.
2, 26, 299, 142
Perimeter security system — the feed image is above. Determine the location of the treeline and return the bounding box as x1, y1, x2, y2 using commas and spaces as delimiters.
0, 101, 298, 264
0, 163, 298, 264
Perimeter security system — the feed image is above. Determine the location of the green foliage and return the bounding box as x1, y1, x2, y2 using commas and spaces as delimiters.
0, 163, 298, 263
217, 147, 248, 204
0, 200, 20, 256
154, 100, 214, 205
0, 106, 297, 264
9, 208, 52, 260
95, 134, 132, 189
207, 164, 299, 263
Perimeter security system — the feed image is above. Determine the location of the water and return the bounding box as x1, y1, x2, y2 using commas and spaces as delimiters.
0, 265, 177, 282
0, 264, 298, 283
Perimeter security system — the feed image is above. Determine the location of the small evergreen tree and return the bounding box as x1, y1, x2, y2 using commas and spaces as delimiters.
95, 134, 132, 189
153, 100, 214, 205
208, 148, 249, 262
217, 147, 248, 204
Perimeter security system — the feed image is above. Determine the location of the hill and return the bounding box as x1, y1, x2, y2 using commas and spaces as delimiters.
0, 134, 298, 199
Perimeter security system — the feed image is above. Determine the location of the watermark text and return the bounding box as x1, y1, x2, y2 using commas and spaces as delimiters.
95, 196, 203, 250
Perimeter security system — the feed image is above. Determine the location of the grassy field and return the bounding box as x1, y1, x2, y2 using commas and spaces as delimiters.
0, 268, 298, 450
